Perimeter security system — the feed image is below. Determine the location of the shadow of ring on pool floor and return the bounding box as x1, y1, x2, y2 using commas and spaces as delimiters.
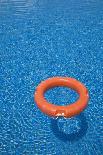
50, 113, 88, 142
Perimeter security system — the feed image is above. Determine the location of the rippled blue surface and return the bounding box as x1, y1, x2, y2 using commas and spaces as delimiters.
0, 0, 103, 154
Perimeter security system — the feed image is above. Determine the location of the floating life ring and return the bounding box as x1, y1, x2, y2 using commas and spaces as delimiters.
34, 77, 89, 118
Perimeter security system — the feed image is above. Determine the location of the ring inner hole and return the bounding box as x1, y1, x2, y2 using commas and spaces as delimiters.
44, 86, 79, 106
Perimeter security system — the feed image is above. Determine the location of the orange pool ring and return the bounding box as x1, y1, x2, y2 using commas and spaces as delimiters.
34, 77, 89, 118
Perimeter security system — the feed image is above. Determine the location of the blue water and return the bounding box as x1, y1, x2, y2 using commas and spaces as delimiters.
0, 0, 103, 154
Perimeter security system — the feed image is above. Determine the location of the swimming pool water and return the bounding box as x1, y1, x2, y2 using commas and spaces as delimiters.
0, 0, 103, 154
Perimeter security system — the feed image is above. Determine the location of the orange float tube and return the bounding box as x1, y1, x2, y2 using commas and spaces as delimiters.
34, 77, 89, 118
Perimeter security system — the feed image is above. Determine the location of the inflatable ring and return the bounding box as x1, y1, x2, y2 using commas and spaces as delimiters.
34, 77, 89, 118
